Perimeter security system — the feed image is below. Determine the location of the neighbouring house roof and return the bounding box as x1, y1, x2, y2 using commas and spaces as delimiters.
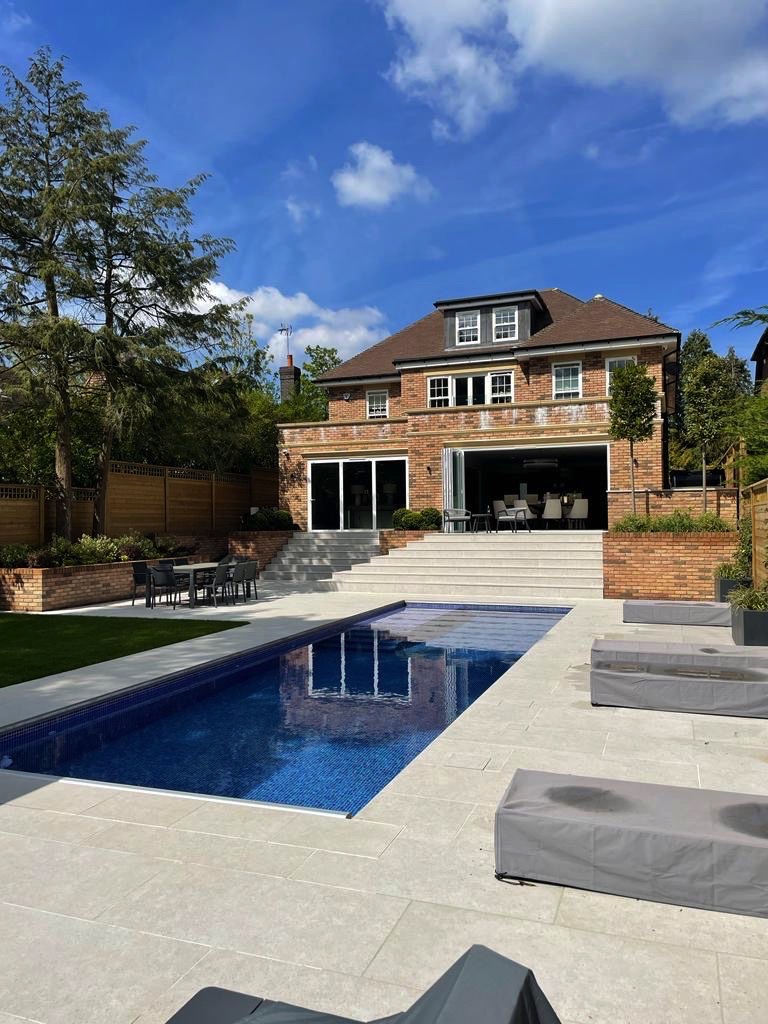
316, 288, 677, 383
752, 328, 767, 390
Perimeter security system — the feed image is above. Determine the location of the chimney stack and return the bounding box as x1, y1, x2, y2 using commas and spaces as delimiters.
279, 353, 301, 402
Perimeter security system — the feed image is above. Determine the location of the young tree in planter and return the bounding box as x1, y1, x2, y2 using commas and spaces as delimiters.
608, 362, 658, 515
683, 353, 739, 512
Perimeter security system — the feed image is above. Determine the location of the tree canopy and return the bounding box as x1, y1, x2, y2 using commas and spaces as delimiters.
608, 361, 657, 514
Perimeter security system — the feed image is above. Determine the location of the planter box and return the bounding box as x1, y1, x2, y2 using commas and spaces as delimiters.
715, 577, 752, 602
732, 606, 768, 646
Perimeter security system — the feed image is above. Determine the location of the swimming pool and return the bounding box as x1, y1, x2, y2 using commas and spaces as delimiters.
0, 602, 567, 814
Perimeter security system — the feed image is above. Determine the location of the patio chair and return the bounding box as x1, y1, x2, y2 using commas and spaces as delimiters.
541, 497, 562, 528
493, 499, 530, 533
200, 562, 232, 607
503, 493, 518, 506
164, 944, 562, 1024
525, 493, 539, 504
513, 499, 537, 523
443, 508, 471, 532
148, 566, 182, 609
131, 561, 148, 606
243, 560, 259, 601
565, 497, 588, 529
158, 558, 175, 569
230, 561, 249, 603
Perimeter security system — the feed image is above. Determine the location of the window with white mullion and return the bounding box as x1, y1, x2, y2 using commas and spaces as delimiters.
553, 362, 582, 400
455, 310, 480, 345
366, 390, 388, 419
428, 376, 450, 407
605, 356, 636, 395
489, 372, 513, 404
493, 307, 518, 342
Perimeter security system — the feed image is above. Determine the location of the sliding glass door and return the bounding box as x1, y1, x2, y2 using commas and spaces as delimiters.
309, 458, 407, 531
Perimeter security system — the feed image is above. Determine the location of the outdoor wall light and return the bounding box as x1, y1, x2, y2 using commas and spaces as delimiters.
342, 392, 351, 401
426, 465, 432, 475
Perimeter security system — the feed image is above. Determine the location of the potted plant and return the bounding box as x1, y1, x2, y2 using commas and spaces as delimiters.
714, 560, 752, 602
729, 583, 768, 646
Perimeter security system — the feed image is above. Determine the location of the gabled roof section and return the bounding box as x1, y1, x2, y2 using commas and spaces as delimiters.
317, 310, 444, 382
525, 295, 677, 349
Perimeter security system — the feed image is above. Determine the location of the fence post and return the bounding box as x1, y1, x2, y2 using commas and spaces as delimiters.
163, 467, 169, 533
211, 473, 216, 533
38, 484, 45, 545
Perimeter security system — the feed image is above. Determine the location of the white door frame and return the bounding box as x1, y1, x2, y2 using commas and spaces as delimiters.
307, 456, 409, 531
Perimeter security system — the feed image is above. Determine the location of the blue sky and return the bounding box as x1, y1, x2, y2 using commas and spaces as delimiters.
2, 0, 768, 368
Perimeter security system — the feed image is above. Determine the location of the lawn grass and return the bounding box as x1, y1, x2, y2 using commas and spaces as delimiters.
0, 613, 245, 688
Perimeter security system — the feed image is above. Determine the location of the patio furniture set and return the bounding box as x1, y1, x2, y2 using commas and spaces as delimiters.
131, 556, 258, 610
444, 494, 589, 533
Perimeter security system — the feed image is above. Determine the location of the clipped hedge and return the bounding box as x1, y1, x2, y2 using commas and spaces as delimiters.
392, 507, 442, 531
612, 511, 735, 534
244, 507, 294, 531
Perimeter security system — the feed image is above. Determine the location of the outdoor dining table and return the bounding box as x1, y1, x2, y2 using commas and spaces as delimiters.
145, 561, 220, 609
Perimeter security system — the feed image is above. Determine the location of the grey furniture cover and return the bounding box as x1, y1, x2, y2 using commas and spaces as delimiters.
166, 945, 561, 1024
495, 769, 768, 917
623, 599, 731, 627
590, 638, 768, 717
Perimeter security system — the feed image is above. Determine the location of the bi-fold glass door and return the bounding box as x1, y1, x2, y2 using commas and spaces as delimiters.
309, 458, 407, 531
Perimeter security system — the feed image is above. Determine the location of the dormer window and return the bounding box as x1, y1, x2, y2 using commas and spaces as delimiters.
493, 306, 518, 342
456, 310, 480, 345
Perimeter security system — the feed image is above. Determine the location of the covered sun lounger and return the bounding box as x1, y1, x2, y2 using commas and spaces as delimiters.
165, 945, 562, 1024
623, 599, 731, 627
495, 769, 768, 917
590, 638, 768, 717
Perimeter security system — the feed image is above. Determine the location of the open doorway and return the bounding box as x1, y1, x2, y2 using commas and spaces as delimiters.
456, 444, 609, 528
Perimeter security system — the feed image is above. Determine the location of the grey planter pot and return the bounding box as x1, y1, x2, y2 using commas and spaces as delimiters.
715, 577, 752, 602
732, 605, 768, 646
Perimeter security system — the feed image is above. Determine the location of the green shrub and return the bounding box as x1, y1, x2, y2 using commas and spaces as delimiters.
72, 534, 120, 564
715, 516, 753, 579
244, 507, 294, 531
391, 508, 410, 530
115, 531, 159, 561
729, 582, 768, 611
419, 507, 442, 531
612, 511, 734, 534
0, 544, 32, 569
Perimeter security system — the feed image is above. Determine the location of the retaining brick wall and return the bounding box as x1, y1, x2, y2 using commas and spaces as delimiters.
379, 529, 432, 554
603, 532, 739, 601
228, 531, 293, 569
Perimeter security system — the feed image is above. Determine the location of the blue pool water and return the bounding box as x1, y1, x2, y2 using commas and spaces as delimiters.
0, 603, 567, 814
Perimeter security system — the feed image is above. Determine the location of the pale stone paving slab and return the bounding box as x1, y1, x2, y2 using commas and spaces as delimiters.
717, 953, 768, 1024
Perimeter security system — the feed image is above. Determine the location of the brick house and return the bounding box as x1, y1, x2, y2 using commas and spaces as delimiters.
279, 288, 680, 531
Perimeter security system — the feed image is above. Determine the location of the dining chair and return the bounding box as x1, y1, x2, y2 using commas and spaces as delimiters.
131, 561, 148, 606
243, 560, 259, 601
541, 498, 563, 528
201, 562, 232, 607
513, 499, 537, 522
503, 494, 518, 507
566, 498, 589, 529
149, 566, 182, 608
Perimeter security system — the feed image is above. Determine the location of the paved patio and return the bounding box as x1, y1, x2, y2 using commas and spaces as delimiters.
0, 592, 765, 1024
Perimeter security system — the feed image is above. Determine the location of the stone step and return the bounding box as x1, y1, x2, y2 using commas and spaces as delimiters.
331, 568, 601, 586
262, 569, 338, 581
325, 579, 599, 599
375, 555, 603, 568
347, 563, 601, 579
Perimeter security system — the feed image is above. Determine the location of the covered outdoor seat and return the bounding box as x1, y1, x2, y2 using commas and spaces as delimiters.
493, 500, 530, 533
165, 945, 562, 1024
622, 599, 731, 627
495, 768, 768, 917
443, 508, 471, 532
590, 638, 768, 717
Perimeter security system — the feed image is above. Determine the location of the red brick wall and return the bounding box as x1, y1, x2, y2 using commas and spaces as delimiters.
379, 530, 431, 554
327, 382, 402, 421
228, 531, 293, 569
603, 533, 738, 600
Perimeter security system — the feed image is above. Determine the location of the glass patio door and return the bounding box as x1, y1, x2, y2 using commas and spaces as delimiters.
342, 462, 373, 529
374, 460, 407, 529
309, 462, 341, 530
309, 458, 408, 530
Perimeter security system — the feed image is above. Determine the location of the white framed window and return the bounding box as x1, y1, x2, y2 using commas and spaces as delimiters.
489, 372, 514, 404
454, 374, 486, 406
493, 306, 518, 342
428, 376, 450, 407
366, 389, 388, 419
552, 362, 582, 399
605, 356, 636, 395
455, 310, 480, 345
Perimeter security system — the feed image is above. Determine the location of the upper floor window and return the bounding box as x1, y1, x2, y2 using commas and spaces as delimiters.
552, 362, 582, 400
489, 372, 514, 403
366, 389, 389, 419
606, 356, 636, 395
428, 376, 450, 407
493, 307, 518, 342
456, 310, 480, 345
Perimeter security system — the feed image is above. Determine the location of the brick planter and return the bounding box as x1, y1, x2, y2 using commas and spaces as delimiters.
379, 529, 436, 554
228, 531, 294, 569
603, 532, 739, 601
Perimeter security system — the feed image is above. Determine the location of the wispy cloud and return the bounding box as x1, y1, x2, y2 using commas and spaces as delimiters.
283, 196, 321, 228
332, 141, 434, 209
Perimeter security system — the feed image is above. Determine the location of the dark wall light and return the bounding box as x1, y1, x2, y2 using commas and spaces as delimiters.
342, 392, 351, 401
426, 465, 432, 475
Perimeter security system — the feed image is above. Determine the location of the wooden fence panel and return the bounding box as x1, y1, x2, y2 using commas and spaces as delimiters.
166, 471, 213, 534
44, 489, 95, 539
215, 476, 251, 532
0, 484, 43, 545
751, 480, 767, 586
107, 463, 166, 535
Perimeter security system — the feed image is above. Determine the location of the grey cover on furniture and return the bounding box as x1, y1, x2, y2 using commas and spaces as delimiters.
495, 769, 768, 917
165, 945, 562, 1024
623, 599, 731, 627
590, 638, 768, 717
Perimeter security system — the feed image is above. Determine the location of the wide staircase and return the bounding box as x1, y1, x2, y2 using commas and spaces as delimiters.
260, 530, 381, 585
328, 530, 604, 601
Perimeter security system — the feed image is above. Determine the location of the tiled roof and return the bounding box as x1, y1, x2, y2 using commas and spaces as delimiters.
525, 296, 676, 349
316, 289, 675, 382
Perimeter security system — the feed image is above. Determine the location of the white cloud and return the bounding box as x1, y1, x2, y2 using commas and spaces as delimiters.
206, 281, 387, 363
283, 196, 321, 227
331, 141, 434, 208
380, 0, 768, 137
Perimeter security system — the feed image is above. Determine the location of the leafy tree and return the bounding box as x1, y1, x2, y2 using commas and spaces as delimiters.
0, 49, 239, 536
683, 354, 740, 510
280, 344, 342, 422
608, 362, 658, 514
